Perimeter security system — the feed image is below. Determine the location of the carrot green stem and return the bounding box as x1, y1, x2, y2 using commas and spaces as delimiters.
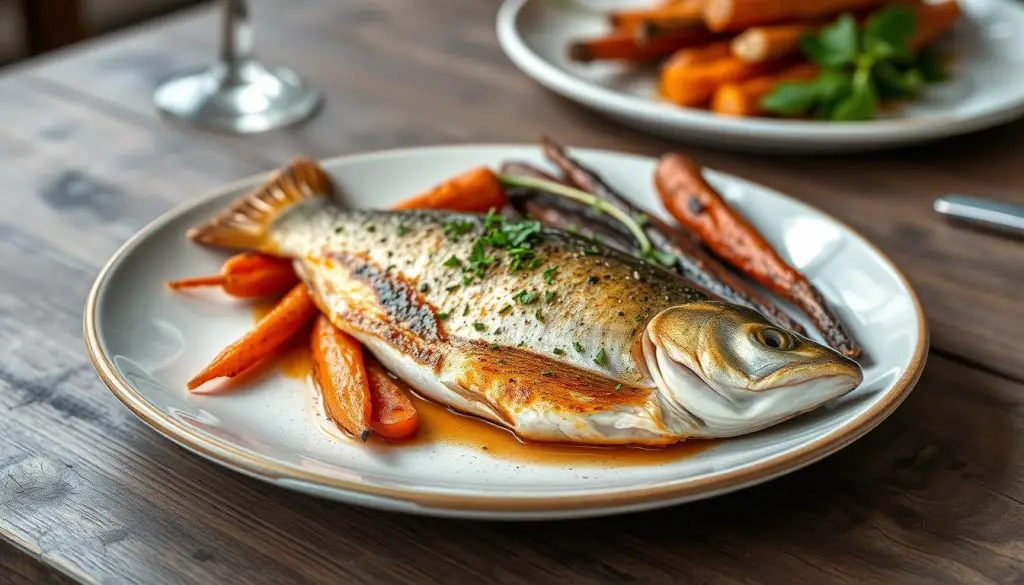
496, 173, 653, 257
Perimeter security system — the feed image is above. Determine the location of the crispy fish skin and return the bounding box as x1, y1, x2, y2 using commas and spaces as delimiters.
274, 200, 707, 383
189, 158, 863, 445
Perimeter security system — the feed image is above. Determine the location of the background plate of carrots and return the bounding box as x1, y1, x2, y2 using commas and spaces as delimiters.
84, 144, 926, 519
496, 0, 1024, 152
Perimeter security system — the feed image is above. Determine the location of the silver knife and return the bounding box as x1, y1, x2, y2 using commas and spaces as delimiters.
934, 195, 1024, 237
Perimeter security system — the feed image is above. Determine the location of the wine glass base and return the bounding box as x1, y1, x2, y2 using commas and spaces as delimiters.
154, 61, 321, 134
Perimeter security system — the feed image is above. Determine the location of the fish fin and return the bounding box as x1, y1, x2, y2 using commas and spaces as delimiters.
187, 156, 335, 250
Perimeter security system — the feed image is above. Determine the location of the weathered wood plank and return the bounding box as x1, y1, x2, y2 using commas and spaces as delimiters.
0, 541, 78, 585
17, 0, 1024, 380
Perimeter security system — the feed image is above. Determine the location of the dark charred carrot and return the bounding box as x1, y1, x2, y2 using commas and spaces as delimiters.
654, 152, 861, 358
167, 252, 299, 298
311, 315, 373, 441
187, 284, 319, 389
365, 355, 419, 441
391, 167, 507, 213
569, 27, 722, 63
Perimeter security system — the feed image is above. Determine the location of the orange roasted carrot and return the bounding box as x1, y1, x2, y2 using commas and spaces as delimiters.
702, 0, 886, 31
168, 253, 299, 298
654, 153, 861, 358
609, 2, 704, 36
569, 27, 722, 63
187, 284, 318, 389
712, 63, 820, 116
730, 24, 816, 63
909, 0, 960, 51
311, 315, 373, 441
391, 166, 507, 213
365, 355, 419, 441
663, 41, 733, 68
661, 55, 793, 106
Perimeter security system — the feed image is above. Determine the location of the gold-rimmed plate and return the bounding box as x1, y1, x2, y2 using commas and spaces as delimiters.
85, 145, 927, 520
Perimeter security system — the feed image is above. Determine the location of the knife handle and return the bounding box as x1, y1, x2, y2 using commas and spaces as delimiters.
934, 195, 1024, 237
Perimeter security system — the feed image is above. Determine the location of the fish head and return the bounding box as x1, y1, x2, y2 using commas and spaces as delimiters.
642, 301, 863, 437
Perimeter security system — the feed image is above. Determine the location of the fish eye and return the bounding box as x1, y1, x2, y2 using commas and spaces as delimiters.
756, 327, 792, 351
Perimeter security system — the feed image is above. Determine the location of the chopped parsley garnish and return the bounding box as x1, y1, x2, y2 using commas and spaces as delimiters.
443, 255, 462, 268
593, 348, 607, 366
468, 240, 494, 277
553, 348, 565, 356
528, 258, 543, 270
493, 327, 503, 335
396, 225, 411, 236
544, 291, 555, 304
366, 225, 376, 233
582, 246, 601, 256
418, 282, 430, 293
541, 370, 554, 377
542, 267, 558, 284
473, 322, 486, 331
534, 309, 544, 322
461, 274, 475, 286
615, 383, 623, 391
443, 219, 474, 240
463, 304, 470, 316
514, 291, 539, 305
498, 304, 512, 315
385, 264, 397, 273
573, 341, 584, 354
489, 342, 499, 350
334, 226, 344, 234
436, 311, 450, 320
445, 284, 459, 292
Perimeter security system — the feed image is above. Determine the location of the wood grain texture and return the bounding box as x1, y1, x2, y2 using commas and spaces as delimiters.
0, 0, 1022, 583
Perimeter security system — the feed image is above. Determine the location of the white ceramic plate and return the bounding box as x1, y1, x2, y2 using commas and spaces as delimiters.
85, 145, 927, 520
496, 0, 1024, 153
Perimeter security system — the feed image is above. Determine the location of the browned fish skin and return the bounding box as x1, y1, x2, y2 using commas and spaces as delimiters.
272, 201, 708, 385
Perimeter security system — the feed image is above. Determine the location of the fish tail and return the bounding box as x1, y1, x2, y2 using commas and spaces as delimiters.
187, 156, 335, 251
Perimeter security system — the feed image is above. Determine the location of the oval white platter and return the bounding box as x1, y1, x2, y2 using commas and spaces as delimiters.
85, 145, 927, 520
496, 0, 1024, 153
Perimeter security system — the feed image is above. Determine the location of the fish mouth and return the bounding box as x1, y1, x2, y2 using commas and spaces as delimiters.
642, 331, 862, 438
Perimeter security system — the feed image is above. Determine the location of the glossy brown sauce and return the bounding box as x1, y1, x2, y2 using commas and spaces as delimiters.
253, 303, 714, 466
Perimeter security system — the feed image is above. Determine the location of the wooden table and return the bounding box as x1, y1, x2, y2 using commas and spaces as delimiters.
1, 1, 1022, 583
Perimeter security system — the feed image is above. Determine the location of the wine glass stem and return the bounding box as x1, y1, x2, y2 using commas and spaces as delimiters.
221, 0, 253, 83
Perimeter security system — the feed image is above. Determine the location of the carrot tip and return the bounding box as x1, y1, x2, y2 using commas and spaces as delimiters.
568, 43, 593, 62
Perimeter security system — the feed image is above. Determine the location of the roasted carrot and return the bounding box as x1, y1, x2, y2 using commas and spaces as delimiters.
702, 0, 886, 32
910, 0, 960, 51
730, 24, 816, 63
712, 63, 820, 116
654, 153, 861, 358
661, 55, 793, 106
610, 2, 704, 36
365, 355, 419, 441
663, 41, 733, 68
311, 315, 373, 441
569, 27, 722, 63
187, 284, 319, 389
538, 136, 807, 335
391, 166, 506, 213
167, 252, 299, 298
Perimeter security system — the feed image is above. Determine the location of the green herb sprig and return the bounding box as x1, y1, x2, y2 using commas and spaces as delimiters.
762, 6, 946, 122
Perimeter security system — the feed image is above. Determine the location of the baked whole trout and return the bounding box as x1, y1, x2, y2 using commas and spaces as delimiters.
189, 159, 862, 445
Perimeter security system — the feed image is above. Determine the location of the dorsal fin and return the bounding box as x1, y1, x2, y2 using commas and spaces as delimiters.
187, 156, 335, 250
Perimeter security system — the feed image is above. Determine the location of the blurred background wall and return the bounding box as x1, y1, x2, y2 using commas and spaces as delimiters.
1, 0, 202, 66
